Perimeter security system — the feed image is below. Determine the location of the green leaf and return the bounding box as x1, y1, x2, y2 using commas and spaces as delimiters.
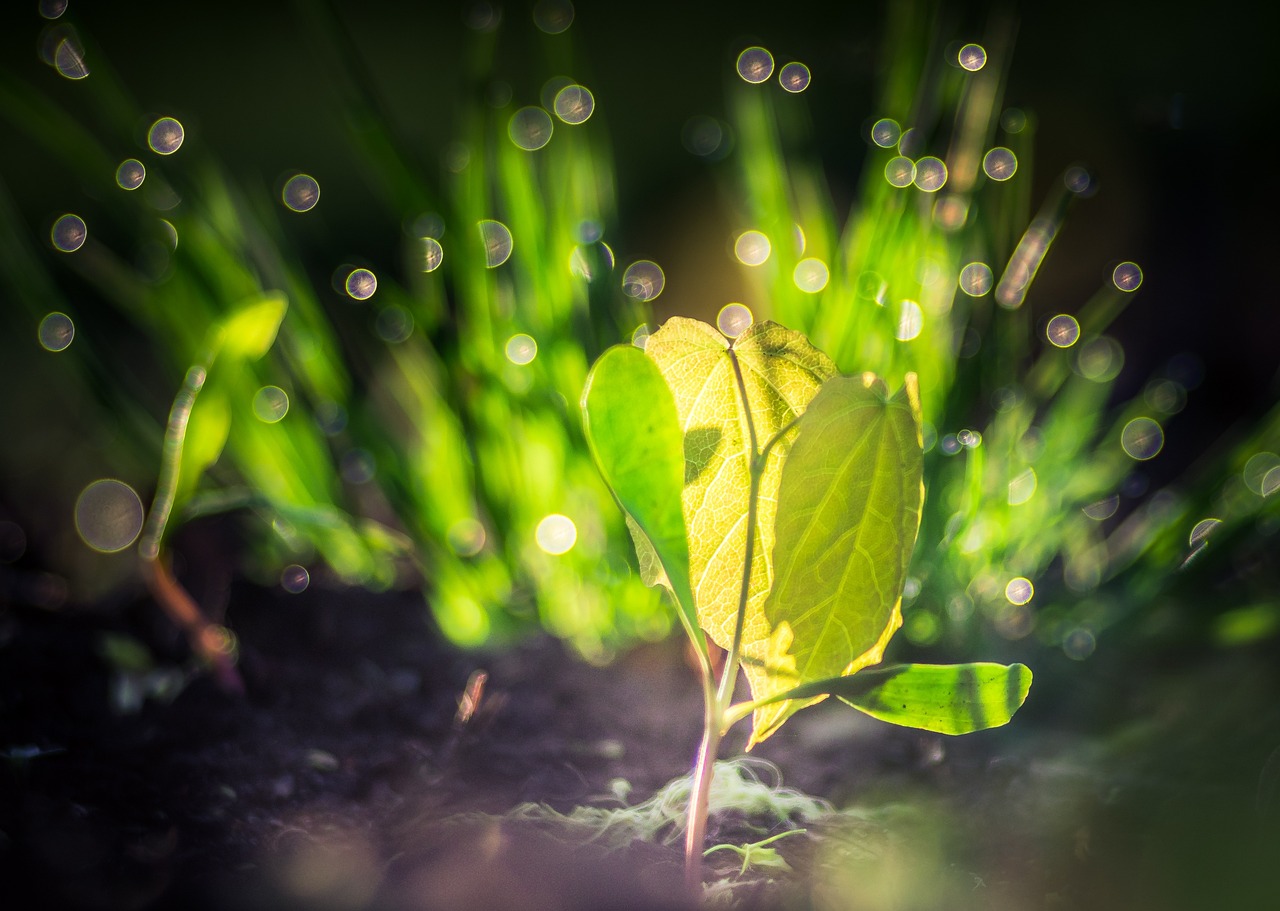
745, 373, 924, 745
728, 663, 1032, 735
582, 344, 703, 653
642, 318, 835, 660
215, 293, 287, 361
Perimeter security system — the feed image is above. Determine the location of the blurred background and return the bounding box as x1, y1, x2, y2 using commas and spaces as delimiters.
1, 0, 1277, 665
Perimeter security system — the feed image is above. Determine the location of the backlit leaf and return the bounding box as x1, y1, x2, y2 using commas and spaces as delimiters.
215, 293, 287, 361
747, 373, 924, 745
582, 344, 703, 652
734, 662, 1032, 735
642, 318, 835, 659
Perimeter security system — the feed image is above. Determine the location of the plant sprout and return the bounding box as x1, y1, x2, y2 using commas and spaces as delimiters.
582, 317, 1032, 888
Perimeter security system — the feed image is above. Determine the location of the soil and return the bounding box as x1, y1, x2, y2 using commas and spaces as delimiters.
3, 579, 1279, 911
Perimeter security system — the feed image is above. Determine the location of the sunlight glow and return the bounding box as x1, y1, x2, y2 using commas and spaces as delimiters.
505, 333, 538, 365
417, 237, 444, 272
253, 386, 290, 423
717, 304, 753, 339
894, 300, 923, 341
536, 514, 577, 555
793, 258, 829, 293
1005, 577, 1034, 606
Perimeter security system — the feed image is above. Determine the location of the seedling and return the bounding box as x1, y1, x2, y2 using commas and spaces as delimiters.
582, 316, 1032, 888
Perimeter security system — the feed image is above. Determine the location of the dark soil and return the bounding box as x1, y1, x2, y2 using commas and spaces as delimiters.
3, 581, 1279, 911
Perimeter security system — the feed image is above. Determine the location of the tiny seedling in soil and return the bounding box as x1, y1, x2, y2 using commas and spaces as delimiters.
582, 316, 1032, 891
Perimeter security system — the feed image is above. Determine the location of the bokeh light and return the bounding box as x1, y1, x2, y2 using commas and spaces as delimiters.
855, 271, 886, 303
1076, 336, 1124, 382
375, 306, 414, 343
736, 47, 774, 84
1001, 108, 1027, 133
1189, 517, 1222, 549
116, 159, 145, 190
681, 116, 729, 159
1064, 166, 1093, 195
505, 333, 538, 365
417, 236, 444, 272
536, 514, 577, 555
448, 519, 487, 557
630, 324, 651, 349
281, 564, 310, 594
553, 84, 594, 124
38, 312, 75, 352
54, 36, 89, 80
958, 43, 987, 71
50, 213, 86, 252
871, 118, 901, 148
253, 385, 290, 423
1008, 468, 1037, 506
1062, 628, 1096, 660
1243, 452, 1280, 496
148, 117, 184, 155
345, 268, 377, 300
532, 0, 574, 33
717, 304, 753, 339
1144, 379, 1186, 415
734, 230, 771, 266
778, 62, 811, 93
39, 0, 68, 18
479, 220, 513, 267
282, 174, 320, 212
894, 300, 923, 341
1046, 314, 1080, 347
884, 156, 915, 187
622, 260, 664, 301
913, 157, 947, 192
1112, 261, 1143, 292
982, 147, 1017, 181
958, 429, 982, 448
1083, 495, 1119, 520
1005, 577, 1034, 606
958, 262, 993, 296
74, 479, 145, 553
793, 258, 829, 293
509, 107, 554, 151
1121, 417, 1164, 460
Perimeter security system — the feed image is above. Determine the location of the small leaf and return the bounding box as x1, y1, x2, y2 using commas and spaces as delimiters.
582, 345, 703, 652
734, 663, 1032, 735
215, 293, 287, 361
747, 373, 924, 745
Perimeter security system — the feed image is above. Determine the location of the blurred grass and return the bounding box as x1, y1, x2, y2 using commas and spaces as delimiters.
1, 1, 1276, 669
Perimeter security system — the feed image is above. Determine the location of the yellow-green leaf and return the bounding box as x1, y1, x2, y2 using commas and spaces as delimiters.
582, 344, 703, 653
215, 293, 287, 361
747, 373, 924, 746
175, 384, 230, 502
642, 318, 835, 661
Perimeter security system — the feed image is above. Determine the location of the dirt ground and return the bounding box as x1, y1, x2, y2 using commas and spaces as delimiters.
3, 579, 1279, 911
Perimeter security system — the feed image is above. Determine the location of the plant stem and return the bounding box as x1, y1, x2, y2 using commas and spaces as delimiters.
683, 345, 766, 893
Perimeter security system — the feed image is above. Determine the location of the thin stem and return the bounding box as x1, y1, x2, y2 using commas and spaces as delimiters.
684, 344, 770, 894
139, 363, 208, 561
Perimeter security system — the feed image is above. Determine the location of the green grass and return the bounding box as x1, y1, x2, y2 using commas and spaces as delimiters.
1, 2, 1275, 669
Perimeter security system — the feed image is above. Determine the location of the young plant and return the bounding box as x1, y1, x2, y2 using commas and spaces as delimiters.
582, 316, 1032, 888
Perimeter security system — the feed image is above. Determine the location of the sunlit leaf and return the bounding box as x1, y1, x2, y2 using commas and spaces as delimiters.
730, 662, 1032, 735
643, 318, 835, 664
747, 373, 924, 745
582, 344, 703, 652
215, 293, 287, 361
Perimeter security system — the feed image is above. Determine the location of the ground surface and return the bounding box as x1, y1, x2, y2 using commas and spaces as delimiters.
3, 582, 1279, 911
